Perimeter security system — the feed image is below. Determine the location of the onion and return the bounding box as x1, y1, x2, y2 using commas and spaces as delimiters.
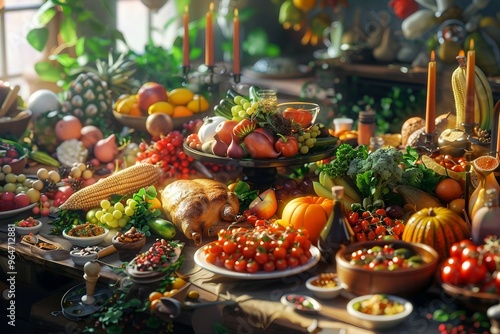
146, 113, 174, 140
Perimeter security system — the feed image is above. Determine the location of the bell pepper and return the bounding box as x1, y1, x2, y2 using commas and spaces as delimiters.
282, 107, 313, 128
274, 134, 299, 157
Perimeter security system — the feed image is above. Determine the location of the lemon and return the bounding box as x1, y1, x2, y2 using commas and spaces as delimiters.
148, 101, 174, 115
187, 94, 210, 113
169, 88, 195, 106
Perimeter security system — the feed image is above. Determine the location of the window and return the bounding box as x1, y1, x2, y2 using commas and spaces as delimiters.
0, 0, 179, 100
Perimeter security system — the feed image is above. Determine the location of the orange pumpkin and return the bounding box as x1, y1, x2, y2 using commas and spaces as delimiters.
281, 196, 333, 243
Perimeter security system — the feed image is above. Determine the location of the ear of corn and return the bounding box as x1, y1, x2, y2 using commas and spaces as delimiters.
452, 54, 494, 131
59, 163, 162, 210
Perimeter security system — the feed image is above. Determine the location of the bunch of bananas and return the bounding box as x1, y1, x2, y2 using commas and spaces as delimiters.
313, 171, 361, 210
451, 53, 494, 131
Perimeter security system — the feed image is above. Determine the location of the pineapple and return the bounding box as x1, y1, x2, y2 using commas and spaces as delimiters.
94, 52, 140, 99
61, 72, 113, 129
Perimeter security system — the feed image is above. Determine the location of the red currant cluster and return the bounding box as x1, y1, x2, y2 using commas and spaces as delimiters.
136, 131, 196, 179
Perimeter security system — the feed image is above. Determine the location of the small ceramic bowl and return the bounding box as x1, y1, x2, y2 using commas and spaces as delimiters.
70, 247, 99, 266
305, 273, 343, 299
63, 225, 109, 247
14, 218, 42, 235
346, 294, 413, 330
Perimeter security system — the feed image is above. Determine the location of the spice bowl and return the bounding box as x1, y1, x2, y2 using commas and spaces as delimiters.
112, 227, 146, 262
305, 273, 343, 299
70, 246, 99, 266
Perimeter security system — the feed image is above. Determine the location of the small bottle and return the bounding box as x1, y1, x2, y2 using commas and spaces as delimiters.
472, 188, 500, 245
317, 186, 351, 264
357, 110, 376, 147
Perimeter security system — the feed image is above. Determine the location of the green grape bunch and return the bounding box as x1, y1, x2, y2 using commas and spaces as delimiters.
295, 124, 321, 154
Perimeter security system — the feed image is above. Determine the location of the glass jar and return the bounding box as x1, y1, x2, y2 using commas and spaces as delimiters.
257, 89, 277, 114
357, 110, 376, 146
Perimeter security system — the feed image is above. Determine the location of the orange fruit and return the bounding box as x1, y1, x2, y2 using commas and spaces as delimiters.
434, 178, 463, 203
149, 291, 163, 303
472, 155, 500, 176
150, 298, 161, 310
172, 105, 194, 118
448, 198, 465, 217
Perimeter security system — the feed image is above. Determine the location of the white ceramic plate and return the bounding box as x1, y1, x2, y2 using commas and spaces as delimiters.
194, 244, 321, 280
0, 202, 37, 220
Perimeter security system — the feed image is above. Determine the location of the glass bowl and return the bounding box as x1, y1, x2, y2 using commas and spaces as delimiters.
277, 102, 320, 127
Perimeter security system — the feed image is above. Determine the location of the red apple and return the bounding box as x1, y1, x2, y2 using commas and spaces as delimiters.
248, 188, 278, 219
0, 200, 15, 212
0, 192, 15, 201
137, 82, 168, 112
13, 193, 31, 208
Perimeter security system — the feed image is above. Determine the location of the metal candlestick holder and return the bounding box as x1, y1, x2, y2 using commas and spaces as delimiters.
232, 72, 241, 85
424, 132, 437, 151
182, 65, 191, 84
462, 122, 477, 136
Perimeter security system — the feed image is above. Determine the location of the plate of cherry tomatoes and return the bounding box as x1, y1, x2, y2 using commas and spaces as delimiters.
194, 225, 321, 279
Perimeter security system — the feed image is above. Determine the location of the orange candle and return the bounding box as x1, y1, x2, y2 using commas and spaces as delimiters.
233, 8, 240, 75
182, 6, 190, 67
465, 39, 475, 125
205, 2, 214, 67
425, 50, 436, 134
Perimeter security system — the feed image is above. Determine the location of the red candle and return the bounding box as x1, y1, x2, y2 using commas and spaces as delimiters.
182, 6, 190, 67
205, 2, 214, 67
465, 39, 475, 125
425, 50, 436, 134
233, 8, 240, 75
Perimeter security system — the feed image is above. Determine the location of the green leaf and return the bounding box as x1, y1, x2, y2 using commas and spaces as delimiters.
432, 309, 450, 322
35, 3, 57, 26
34, 61, 63, 82
26, 28, 49, 51
60, 16, 78, 45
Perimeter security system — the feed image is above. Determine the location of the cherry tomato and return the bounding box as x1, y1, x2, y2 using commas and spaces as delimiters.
273, 246, 287, 259
441, 263, 464, 286
494, 271, 500, 293
246, 260, 259, 273
224, 258, 235, 271
223, 240, 237, 254
484, 253, 499, 273
275, 258, 288, 271
254, 250, 269, 265
460, 258, 487, 285
287, 256, 299, 268
348, 211, 359, 224
263, 261, 275, 272
234, 258, 248, 272
242, 245, 256, 259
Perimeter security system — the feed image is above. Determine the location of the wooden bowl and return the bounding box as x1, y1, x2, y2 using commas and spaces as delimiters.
441, 280, 500, 312
0, 109, 32, 138
335, 240, 439, 297
113, 109, 211, 132
112, 232, 147, 262
0, 138, 29, 174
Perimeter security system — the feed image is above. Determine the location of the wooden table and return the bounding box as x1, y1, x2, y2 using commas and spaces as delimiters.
0, 209, 489, 334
